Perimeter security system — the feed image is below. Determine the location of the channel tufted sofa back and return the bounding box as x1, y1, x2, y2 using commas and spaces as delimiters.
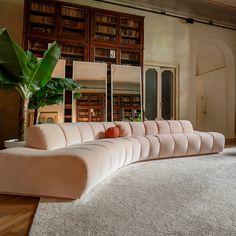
26, 120, 193, 150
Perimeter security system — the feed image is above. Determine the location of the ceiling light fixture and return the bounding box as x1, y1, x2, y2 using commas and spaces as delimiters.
186, 18, 195, 24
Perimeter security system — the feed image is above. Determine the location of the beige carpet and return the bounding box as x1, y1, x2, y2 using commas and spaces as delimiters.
30, 148, 236, 236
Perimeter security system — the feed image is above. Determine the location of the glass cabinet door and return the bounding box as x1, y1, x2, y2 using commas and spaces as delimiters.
145, 69, 158, 120
144, 66, 176, 120
161, 70, 174, 120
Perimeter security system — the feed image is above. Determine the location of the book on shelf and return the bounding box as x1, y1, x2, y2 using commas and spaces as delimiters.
121, 38, 139, 44
30, 15, 55, 25
30, 26, 54, 33
95, 15, 116, 24
61, 45, 83, 55
121, 19, 139, 28
31, 2, 55, 14
121, 29, 139, 37
96, 25, 116, 35
62, 20, 84, 29
95, 35, 116, 41
121, 52, 139, 60
62, 7, 84, 18
29, 41, 48, 51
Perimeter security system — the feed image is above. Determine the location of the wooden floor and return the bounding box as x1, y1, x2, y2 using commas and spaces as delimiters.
0, 141, 235, 235
0, 195, 39, 236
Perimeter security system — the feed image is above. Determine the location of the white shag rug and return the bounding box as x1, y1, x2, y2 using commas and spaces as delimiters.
30, 148, 236, 236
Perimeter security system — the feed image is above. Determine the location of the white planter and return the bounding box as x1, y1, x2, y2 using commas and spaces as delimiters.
4, 139, 26, 148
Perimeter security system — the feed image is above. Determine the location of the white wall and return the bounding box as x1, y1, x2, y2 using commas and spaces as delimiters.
1, 0, 236, 137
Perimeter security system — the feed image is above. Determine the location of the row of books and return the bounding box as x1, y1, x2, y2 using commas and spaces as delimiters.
121, 19, 139, 28
31, 2, 55, 14
61, 45, 84, 55
30, 15, 54, 25
62, 19, 84, 29
29, 41, 47, 51
62, 7, 85, 18
95, 34, 116, 42
121, 52, 139, 60
95, 48, 110, 57
95, 15, 116, 24
121, 38, 139, 45
96, 25, 116, 35
121, 29, 139, 37
31, 26, 54, 34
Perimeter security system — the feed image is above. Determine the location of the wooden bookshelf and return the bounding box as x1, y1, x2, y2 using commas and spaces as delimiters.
60, 5, 87, 39
120, 17, 143, 46
91, 45, 118, 67
23, 0, 144, 122
113, 94, 141, 121
91, 10, 118, 44
76, 93, 106, 122
120, 49, 142, 66
28, 1, 56, 35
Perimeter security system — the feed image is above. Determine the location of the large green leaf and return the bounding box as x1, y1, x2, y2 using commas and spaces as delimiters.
29, 78, 80, 110
0, 28, 22, 82
0, 66, 17, 88
21, 42, 61, 98
0, 28, 62, 140
0, 29, 61, 99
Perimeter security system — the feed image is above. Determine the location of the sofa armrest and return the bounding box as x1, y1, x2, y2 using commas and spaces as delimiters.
193, 131, 225, 153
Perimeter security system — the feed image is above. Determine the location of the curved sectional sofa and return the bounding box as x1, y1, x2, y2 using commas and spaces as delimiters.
0, 120, 225, 199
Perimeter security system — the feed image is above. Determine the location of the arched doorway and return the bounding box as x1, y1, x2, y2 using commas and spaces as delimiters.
195, 40, 235, 138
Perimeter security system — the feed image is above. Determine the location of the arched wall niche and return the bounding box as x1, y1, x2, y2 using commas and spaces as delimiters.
196, 42, 226, 76
195, 38, 235, 138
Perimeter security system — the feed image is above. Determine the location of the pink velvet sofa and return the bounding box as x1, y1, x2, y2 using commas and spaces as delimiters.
0, 120, 225, 199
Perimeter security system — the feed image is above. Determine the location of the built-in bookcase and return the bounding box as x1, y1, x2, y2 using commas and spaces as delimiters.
24, 0, 144, 122
76, 93, 106, 122
60, 6, 87, 38
121, 49, 142, 66
120, 17, 142, 46
29, 1, 56, 35
113, 94, 141, 121
91, 11, 118, 43
91, 45, 118, 67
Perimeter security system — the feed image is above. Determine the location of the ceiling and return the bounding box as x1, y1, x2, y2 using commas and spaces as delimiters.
103, 0, 236, 29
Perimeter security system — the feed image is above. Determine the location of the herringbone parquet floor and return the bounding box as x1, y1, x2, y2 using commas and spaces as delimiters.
0, 194, 39, 236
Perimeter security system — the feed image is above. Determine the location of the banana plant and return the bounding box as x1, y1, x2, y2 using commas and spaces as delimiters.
0, 28, 60, 140
29, 78, 81, 125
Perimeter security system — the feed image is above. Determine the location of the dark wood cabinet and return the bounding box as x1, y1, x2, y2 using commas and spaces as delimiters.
113, 94, 141, 121
77, 93, 106, 122
23, 0, 144, 122
91, 10, 119, 44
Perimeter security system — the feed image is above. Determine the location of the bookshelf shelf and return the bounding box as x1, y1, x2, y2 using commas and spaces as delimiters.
91, 11, 118, 43
30, 10, 54, 16
76, 93, 105, 122
113, 94, 141, 121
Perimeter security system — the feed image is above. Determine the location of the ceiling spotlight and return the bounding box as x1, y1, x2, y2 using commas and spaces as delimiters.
186, 18, 194, 24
